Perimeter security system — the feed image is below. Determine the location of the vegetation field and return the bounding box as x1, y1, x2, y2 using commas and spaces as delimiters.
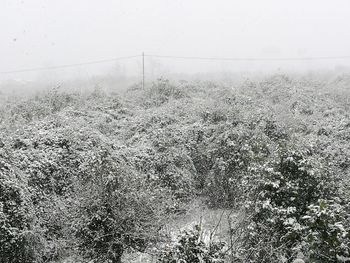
1, 73, 350, 262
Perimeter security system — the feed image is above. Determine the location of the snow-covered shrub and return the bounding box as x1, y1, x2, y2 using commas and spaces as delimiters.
0, 161, 42, 263
301, 200, 350, 262
74, 152, 172, 263
144, 78, 188, 107
241, 149, 349, 262
206, 126, 271, 207
158, 225, 226, 263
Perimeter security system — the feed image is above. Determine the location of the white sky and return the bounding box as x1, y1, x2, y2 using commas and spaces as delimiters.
1, 0, 350, 80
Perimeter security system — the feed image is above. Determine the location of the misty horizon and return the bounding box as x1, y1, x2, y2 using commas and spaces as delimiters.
1, 0, 350, 83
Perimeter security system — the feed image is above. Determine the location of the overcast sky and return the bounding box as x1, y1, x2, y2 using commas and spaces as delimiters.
1, 0, 350, 81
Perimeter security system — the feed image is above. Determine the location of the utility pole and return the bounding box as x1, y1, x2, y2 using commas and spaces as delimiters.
142, 52, 145, 89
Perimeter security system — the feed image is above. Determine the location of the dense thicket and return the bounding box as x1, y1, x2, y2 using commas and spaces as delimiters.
0, 74, 349, 262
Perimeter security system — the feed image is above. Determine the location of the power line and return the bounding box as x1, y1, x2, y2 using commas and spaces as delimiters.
2, 53, 350, 75
0, 55, 140, 74
145, 54, 350, 61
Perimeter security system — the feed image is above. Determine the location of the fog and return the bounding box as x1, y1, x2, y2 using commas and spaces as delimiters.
1, 0, 350, 84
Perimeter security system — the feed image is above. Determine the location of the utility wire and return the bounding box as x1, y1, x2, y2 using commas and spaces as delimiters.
0, 55, 140, 74
2, 53, 350, 75
145, 54, 350, 61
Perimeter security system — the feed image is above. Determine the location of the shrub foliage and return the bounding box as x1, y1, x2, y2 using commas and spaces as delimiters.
1, 76, 350, 262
